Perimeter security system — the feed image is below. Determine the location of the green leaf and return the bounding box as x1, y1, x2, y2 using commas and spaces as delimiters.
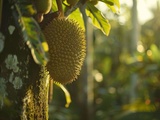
100, 0, 120, 13
113, 0, 120, 9
52, 0, 58, 12
16, 0, 37, 16
19, 4, 37, 16
100, 0, 114, 6
12, 4, 49, 65
54, 81, 71, 108
21, 17, 49, 65
68, 8, 85, 30
86, 3, 111, 36
150, 44, 160, 63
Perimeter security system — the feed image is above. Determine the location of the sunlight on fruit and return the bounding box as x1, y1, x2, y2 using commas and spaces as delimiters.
43, 18, 86, 84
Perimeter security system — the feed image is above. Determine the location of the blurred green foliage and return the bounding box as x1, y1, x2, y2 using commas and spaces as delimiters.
49, 2, 160, 120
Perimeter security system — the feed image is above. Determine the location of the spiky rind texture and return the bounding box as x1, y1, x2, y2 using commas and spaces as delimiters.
43, 18, 86, 84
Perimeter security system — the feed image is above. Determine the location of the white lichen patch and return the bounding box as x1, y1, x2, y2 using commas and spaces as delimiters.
8, 25, 15, 35
9, 72, 14, 83
0, 77, 7, 108
0, 32, 5, 53
24, 75, 28, 79
12, 76, 23, 89
5, 54, 19, 73
4, 54, 26, 89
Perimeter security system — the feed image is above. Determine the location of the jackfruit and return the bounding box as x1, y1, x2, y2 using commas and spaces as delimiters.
43, 18, 86, 84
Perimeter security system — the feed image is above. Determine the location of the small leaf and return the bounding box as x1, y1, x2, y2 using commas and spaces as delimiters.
16, 0, 37, 16
22, 17, 49, 65
106, 4, 117, 13
19, 4, 37, 17
52, 0, 58, 11
86, 3, 111, 36
150, 44, 160, 63
68, 8, 85, 30
12, 4, 49, 65
100, 0, 114, 6
100, 0, 120, 13
54, 82, 71, 108
113, 0, 120, 9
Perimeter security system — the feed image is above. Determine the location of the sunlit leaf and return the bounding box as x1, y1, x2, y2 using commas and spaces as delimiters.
106, 4, 117, 13
63, 0, 69, 6
22, 17, 49, 65
68, 8, 85, 30
86, 3, 111, 36
19, 4, 36, 16
100, 0, 120, 13
122, 99, 157, 112
150, 44, 160, 63
52, 0, 58, 11
54, 82, 71, 108
113, 0, 120, 9
100, 0, 114, 6
15, 0, 37, 16
12, 4, 49, 65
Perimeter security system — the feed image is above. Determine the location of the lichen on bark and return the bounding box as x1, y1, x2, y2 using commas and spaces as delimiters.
0, 1, 50, 119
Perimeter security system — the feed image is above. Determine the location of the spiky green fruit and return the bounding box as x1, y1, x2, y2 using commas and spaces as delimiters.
43, 18, 86, 84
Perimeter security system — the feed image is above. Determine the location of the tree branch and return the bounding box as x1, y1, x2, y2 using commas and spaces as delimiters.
56, 0, 64, 18
64, 0, 84, 17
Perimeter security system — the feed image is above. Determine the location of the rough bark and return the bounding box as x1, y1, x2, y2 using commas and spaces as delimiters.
0, 1, 49, 119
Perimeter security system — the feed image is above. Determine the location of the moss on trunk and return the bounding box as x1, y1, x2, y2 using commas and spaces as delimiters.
21, 66, 49, 120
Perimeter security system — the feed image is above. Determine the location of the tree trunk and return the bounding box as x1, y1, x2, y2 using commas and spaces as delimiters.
129, 0, 139, 103
78, 5, 94, 120
0, 1, 49, 119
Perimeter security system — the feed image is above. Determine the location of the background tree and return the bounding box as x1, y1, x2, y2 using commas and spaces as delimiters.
92, 1, 160, 120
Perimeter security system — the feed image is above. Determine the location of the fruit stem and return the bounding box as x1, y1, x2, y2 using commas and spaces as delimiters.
56, 0, 64, 18
48, 78, 53, 104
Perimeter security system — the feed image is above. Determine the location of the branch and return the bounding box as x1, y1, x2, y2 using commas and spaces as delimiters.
64, 0, 84, 17
56, 0, 64, 18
